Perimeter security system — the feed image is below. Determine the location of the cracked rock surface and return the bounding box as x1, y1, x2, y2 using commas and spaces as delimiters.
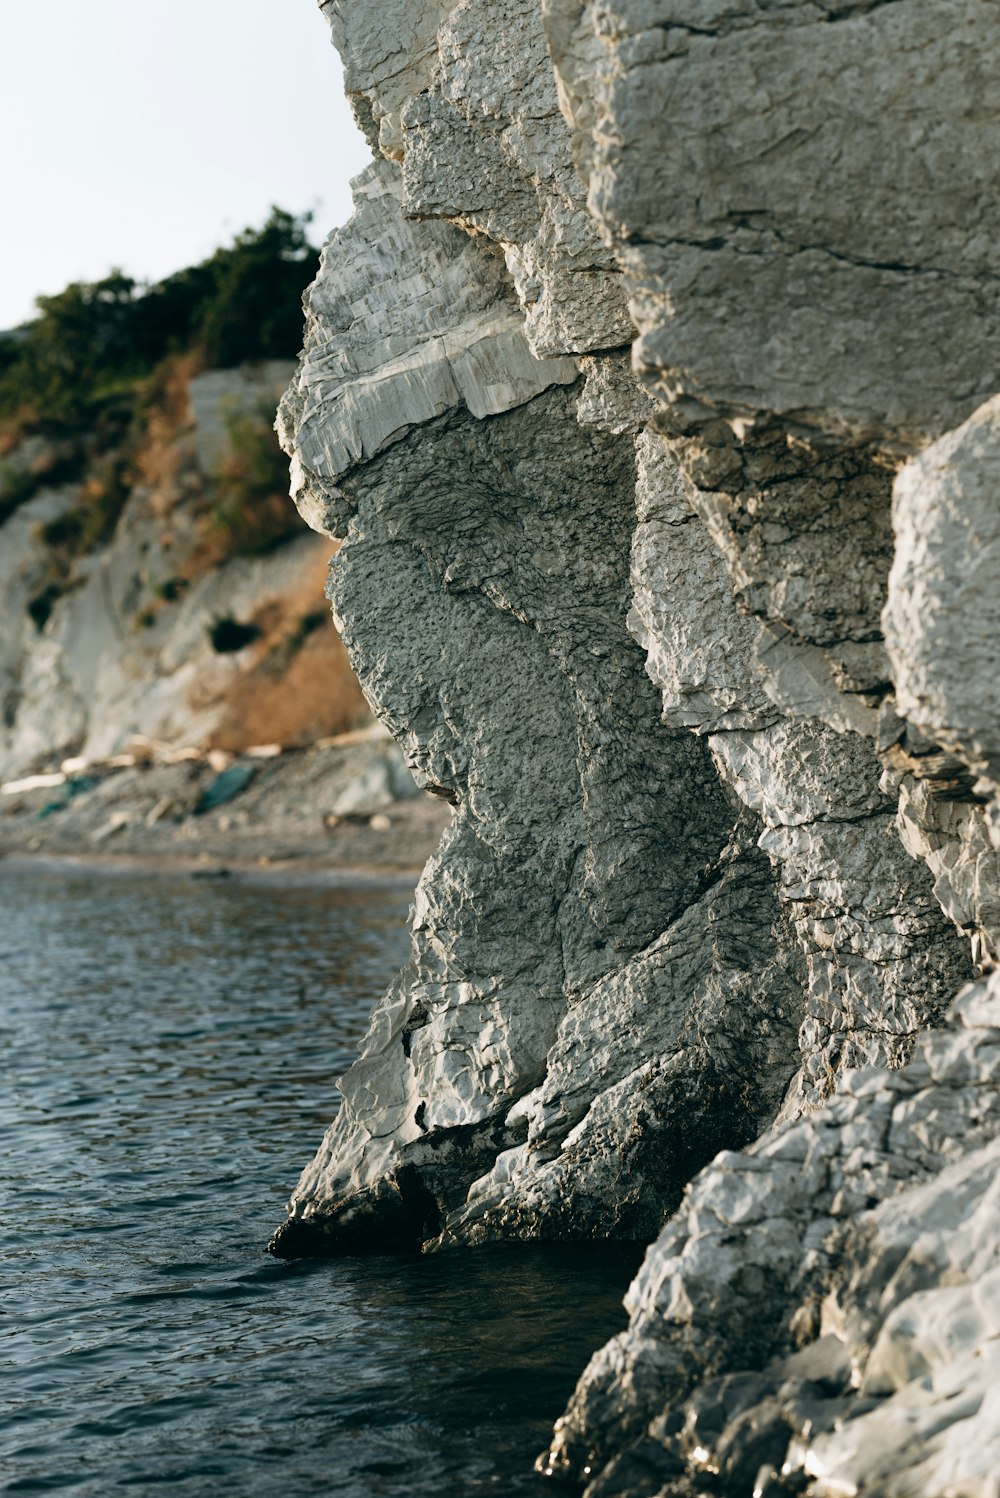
575, 0, 1000, 447
542, 975, 1000, 1497
273, 2, 999, 1493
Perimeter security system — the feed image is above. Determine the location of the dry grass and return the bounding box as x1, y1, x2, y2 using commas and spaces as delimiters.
134, 352, 203, 504
207, 545, 370, 751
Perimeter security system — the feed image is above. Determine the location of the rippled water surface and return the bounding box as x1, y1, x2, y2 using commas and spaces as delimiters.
1, 864, 636, 1496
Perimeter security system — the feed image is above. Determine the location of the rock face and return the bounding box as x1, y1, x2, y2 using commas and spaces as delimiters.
569, 0, 1000, 448
542, 973, 1000, 1497
0, 362, 369, 781
274, 2, 1000, 1493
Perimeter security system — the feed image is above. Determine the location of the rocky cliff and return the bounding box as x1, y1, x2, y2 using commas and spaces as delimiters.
0, 361, 347, 776
0, 357, 453, 870
273, 4, 1000, 1493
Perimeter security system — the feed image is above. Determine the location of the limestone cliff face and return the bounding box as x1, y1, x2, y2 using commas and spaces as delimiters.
0, 362, 368, 781
275, 3, 999, 1492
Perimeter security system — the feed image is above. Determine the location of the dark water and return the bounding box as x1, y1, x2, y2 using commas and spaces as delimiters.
0, 865, 635, 1497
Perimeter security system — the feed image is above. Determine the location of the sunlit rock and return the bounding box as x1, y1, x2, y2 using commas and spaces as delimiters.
272, 5, 1000, 1496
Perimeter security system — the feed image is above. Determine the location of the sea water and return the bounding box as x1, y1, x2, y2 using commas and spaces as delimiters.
0, 865, 635, 1496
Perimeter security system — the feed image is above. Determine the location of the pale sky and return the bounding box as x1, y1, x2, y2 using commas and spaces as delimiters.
1, 0, 372, 329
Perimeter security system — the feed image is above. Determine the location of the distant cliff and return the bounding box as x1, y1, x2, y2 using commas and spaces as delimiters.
0, 213, 372, 782
270, 4, 1000, 1495
0, 358, 370, 779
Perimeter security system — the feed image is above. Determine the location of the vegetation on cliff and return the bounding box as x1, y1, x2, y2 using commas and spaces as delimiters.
0, 208, 377, 772
0, 209, 319, 624
0, 208, 317, 437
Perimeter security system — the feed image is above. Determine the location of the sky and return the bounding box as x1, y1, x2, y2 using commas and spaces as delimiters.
0, 0, 373, 329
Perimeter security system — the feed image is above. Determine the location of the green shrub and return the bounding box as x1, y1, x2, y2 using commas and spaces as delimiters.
26, 456, 132, 629
37, 458, 130, 554
207, 404, 301, 558
26, 576, 82, 631
0, 466, 43, 527
77, 460, 131, 550
154, 577, 188, 603
197, 209, 318, 368
37, 509, 85, 548
0, 448, 85, 528
27, 583, 62, 630
291, 610, 328, 647
0, 209, 318, 438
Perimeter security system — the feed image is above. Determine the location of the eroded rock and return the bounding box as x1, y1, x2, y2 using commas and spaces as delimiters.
543, 976, 1000, 1497
576, 0, 1000, 448
886, 395, 1000, 863
274, 5, 1000, 1496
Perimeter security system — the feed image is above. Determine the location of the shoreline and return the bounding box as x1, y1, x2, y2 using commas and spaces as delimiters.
0, 738, 452, 889
0, 848, 429, 888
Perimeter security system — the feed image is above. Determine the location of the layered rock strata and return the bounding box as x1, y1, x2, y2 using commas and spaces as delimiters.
274, 2, 999, 1492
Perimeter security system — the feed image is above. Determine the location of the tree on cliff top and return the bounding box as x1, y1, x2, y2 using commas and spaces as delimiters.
197, 208, 317, 368
0, 208, 318, 434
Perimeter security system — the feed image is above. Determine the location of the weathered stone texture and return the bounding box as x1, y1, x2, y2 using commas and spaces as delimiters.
578, 0, 1000, 446
543, 976, 1000, 1497
278, 157, 578, 536
274, 2, 1000, 1492
629, 430, 969, 1108
275, 233, 799, 1248
436, 826, 803, 1244
886, 396, 1000, 855
323, 0, 633, 360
